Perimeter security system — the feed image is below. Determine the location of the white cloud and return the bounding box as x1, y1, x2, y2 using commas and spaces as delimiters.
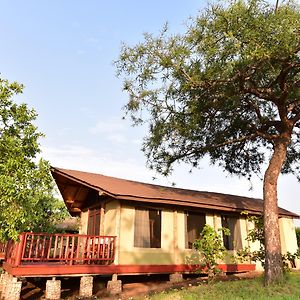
88, 118, 134, 144
132, 138, 142, 145
41, 144, 150, 181
108, 134, 127, 144
89, 118, 125, 135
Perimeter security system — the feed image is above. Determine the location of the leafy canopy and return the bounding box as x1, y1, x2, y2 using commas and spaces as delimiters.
116, 0, 300, 179
0, 78, 68, 241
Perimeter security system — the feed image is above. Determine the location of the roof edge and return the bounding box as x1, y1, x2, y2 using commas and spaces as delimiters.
51, 166, 116, 198
51, 167, 299, 219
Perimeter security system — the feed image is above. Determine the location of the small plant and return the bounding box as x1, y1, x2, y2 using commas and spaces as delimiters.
192, 225, 229, 278
236, 213, 299, 272
295, 227, 300, 248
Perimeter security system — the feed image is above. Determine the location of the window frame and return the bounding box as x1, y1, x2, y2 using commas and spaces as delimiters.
134, 207, 162, 248
87, 208, 101, 235
185, 211, 206, 249
221, 215, 242, 250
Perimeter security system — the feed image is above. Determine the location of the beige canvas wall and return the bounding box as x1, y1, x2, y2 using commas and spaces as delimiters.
80, 210, 88, 234
79, 200, 299, 269
117, 205, 255, 266
118, 204, 176, 265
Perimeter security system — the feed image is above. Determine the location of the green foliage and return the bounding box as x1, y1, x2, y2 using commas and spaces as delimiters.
236, 213, 299, 272
116, 0, 300, 179
295, 227, 300, 248
116, 0, 300, 283
0, 77, 69, 241
236, 214, 265, 266
192, 225, 229, 278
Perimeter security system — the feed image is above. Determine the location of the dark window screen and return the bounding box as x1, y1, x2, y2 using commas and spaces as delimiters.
185, 212, 206, 249
87, 208, 101, 235
221, 215, 242, 250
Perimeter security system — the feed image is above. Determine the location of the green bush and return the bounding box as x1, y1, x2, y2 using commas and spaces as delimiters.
295, 227, 300, 248
192, 225, 229, 278
237, 213, 299, 272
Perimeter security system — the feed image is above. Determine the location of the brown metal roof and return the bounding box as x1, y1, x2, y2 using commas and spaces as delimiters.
51, 167, 299, 218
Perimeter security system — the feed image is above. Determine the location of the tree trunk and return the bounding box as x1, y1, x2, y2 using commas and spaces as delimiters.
263, 139, 288, 285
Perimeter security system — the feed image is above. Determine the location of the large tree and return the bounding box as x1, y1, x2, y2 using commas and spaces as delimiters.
0, 77, 68, 241
116, 0, 300, 284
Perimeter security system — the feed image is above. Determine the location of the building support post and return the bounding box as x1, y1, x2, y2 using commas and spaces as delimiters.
169, 273, 183, 283
45, 277, 61, 300
107, 273, 122, 295
0, 273, 13, 298
4, 277, 22, 300
79, 276, 93, 297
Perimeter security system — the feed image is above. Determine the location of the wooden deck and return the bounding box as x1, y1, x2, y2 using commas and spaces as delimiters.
3, 232, 116, 276
3, 261, 255, 277
2, 232, 255, 277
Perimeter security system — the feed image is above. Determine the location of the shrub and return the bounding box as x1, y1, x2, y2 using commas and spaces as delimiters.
192, 225, 229, 278
295, 227, 300, 248
237, 213, 299, 272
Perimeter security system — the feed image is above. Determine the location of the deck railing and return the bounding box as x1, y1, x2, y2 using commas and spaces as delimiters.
5, 232, 116, 267
0, 242, 7, 259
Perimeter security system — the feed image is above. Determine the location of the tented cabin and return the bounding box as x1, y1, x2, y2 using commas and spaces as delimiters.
3, 167, 299, 278
2, 167, 299, 298
4, 168, 298, 276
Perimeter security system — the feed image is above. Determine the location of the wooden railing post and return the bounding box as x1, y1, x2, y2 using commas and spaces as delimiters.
112, 237, 116, 262
5, 232, 116, 266
14, 233, 25, 266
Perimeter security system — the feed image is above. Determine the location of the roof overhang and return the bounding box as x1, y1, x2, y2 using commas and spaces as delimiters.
51, 167, 299, 219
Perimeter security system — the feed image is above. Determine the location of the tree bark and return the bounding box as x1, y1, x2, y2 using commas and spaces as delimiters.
263, 139, 289, 285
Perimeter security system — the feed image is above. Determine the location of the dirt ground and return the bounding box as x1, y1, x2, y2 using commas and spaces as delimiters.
19, 271, 262, 300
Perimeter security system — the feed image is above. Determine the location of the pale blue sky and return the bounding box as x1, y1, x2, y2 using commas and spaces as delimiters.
1, 1, 299, 220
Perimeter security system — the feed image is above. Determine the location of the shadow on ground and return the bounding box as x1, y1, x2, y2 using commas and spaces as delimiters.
20, 272, 262, 300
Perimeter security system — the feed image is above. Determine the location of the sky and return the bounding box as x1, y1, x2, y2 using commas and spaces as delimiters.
0, 1, 299, 221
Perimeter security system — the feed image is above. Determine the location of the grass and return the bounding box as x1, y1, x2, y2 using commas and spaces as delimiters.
145, 272, 300, 300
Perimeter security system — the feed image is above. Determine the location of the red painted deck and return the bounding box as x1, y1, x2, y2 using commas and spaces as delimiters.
3, 262, 255, 277
3, 232, 115, 274
2, 232, 255, 277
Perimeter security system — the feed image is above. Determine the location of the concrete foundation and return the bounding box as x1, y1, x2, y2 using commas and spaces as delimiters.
45, 277, 61, 300
4, 277, 22, 300
79, 276, 93, 297
0, 273, 11, 296
107, 274, 122, 295
0, 273, 13, 298
169, 273, 183, 283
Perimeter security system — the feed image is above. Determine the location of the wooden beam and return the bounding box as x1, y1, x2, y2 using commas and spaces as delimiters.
3, 263, 256, 277
70, 208, 81, 213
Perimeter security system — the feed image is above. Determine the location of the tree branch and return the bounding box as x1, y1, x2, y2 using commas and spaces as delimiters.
168, 130, 277, 165
273, 62, 300, 97
244, 98, 265, 123
242, 85, 275, 102
291, 112, 300, 125
287, 99, 300, 113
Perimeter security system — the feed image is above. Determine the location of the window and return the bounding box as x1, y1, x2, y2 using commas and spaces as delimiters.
185, 212, 206, 249
221, 215, 242, 250
87, 208, 101, 235
134, 208, 161, 248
